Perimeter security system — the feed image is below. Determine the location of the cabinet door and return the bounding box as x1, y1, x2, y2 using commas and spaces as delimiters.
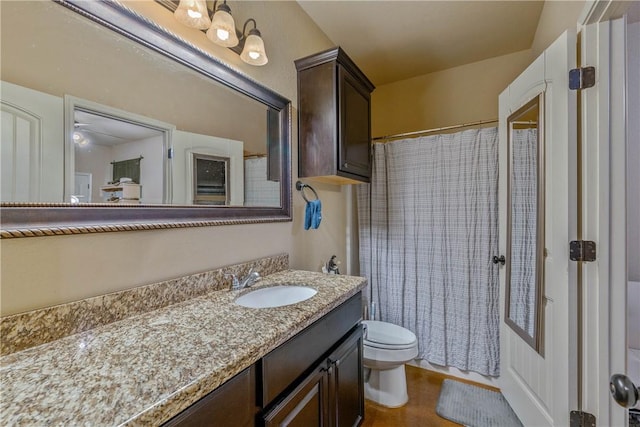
297, 62, 338, 179
328, 326, 364, 427
338, 66, 371, 180
263, 364, 329, 427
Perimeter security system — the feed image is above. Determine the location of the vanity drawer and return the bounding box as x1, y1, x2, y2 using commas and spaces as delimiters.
260, 292, 362, 407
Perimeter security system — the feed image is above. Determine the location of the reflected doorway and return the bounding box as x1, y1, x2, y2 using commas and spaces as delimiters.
73, 172, 92, 203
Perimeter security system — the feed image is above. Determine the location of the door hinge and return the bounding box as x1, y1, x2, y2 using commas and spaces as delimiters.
167, 148, 174, 159
569, 67, 595, 90
570, 240, 596, 262
570, 410, 596, 427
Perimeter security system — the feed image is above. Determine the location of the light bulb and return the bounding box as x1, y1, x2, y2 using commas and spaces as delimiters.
249, 51, 260, 60
217, 28, 229, 41
187, 9, 202, 19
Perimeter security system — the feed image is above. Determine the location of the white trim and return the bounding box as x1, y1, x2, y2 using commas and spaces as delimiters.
579, 1, 634, 26
609, 14, 629, 424
580, 13, 629, 426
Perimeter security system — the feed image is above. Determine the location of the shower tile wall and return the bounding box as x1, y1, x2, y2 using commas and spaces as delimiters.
244, 157, 280, 206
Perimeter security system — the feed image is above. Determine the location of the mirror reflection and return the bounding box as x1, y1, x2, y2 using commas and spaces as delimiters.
506, 94, 544, 353
1, 0, 280, 208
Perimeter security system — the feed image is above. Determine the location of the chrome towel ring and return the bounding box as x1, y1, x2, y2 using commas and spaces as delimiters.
295, 181, 319, 203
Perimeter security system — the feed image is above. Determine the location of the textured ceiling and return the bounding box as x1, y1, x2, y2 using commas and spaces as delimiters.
297, 1, 545, 86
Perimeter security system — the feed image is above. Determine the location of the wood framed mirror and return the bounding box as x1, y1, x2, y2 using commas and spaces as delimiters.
0, 0, 291, 238
505, 93, 545, 353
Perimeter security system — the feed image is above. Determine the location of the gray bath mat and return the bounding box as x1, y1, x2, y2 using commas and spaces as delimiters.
436, 379, 523, 427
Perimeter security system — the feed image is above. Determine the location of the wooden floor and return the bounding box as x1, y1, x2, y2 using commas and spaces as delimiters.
361, 365, 499, 427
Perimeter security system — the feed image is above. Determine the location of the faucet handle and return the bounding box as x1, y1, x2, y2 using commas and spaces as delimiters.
225, 273, 239, 289
241, 268, 261, 288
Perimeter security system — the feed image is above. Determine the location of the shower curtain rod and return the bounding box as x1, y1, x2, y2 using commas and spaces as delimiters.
511, 120, 538, 126
372, 118, 499, 142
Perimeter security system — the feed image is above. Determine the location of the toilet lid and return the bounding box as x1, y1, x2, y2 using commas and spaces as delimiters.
362, 320, 417, 349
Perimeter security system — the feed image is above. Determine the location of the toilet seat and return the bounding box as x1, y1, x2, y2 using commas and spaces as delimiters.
363, 320, 417, 350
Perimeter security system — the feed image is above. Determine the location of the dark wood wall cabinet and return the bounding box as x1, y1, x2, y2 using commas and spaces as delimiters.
295, 47, 375, 184
163, 292, 364, 427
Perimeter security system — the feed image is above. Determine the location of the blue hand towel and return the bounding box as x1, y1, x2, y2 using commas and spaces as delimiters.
304, 199, 322, 230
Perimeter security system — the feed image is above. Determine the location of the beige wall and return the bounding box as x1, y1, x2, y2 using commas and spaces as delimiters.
371, 0, 586, 138
531, 1, 585, 58
372, 49, 533, 137
0, 1, 343, 316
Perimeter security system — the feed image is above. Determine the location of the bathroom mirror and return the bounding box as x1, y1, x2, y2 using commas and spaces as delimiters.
0, 0, 291, 237
505, 94, 545, 353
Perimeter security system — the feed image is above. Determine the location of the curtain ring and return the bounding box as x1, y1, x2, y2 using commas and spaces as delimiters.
296, 181, 319, 203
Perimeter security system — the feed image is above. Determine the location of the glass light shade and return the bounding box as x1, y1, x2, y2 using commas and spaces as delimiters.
240, 32, 268, 66
73, 132, 89, 146
174, 0, 211, 30
207, 9, 239, 47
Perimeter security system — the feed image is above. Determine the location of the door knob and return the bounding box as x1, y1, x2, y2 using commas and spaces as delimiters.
492, 255, 506, 265
610, 374, 639, 408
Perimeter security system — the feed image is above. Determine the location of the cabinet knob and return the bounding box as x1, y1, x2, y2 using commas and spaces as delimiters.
343, 162, 348, 168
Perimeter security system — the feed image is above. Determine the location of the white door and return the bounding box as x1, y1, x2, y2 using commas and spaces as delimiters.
0, 81, 64, 202
581, 10, 638, 426
73, 172, 92, 203
498, 30, 578, 426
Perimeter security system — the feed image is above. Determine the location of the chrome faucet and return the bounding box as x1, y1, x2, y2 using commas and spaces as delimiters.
227, 268, 261, 290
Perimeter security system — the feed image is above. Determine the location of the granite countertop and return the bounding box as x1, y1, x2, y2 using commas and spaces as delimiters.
0, 270, 366, 426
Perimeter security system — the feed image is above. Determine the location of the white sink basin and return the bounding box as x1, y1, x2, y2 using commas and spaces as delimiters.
235, 285, 317, 308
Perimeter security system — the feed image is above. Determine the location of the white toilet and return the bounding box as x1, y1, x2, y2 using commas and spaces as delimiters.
362, 320, 419, 408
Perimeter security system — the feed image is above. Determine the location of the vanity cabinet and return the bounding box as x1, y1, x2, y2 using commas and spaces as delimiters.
263, 326, 364, 427
295, 47, 375, 184
164, 292, 363, 427
261, 293, 364, 427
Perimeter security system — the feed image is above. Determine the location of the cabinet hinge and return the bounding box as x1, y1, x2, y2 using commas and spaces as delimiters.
569, 67, 595, 90
167, 148, 174, 159
569, 240, 596, 262
570, 410, 596, 427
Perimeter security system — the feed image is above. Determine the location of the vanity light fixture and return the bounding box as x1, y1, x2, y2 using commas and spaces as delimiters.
168, 0, 268, 66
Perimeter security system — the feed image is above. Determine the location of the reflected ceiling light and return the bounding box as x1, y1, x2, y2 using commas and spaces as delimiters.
164, 0, 268, 67
174, 0, 211, 29
73, 131, 89, 146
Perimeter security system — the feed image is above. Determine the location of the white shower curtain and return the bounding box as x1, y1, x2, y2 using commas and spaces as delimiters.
357, 127, 500, 376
